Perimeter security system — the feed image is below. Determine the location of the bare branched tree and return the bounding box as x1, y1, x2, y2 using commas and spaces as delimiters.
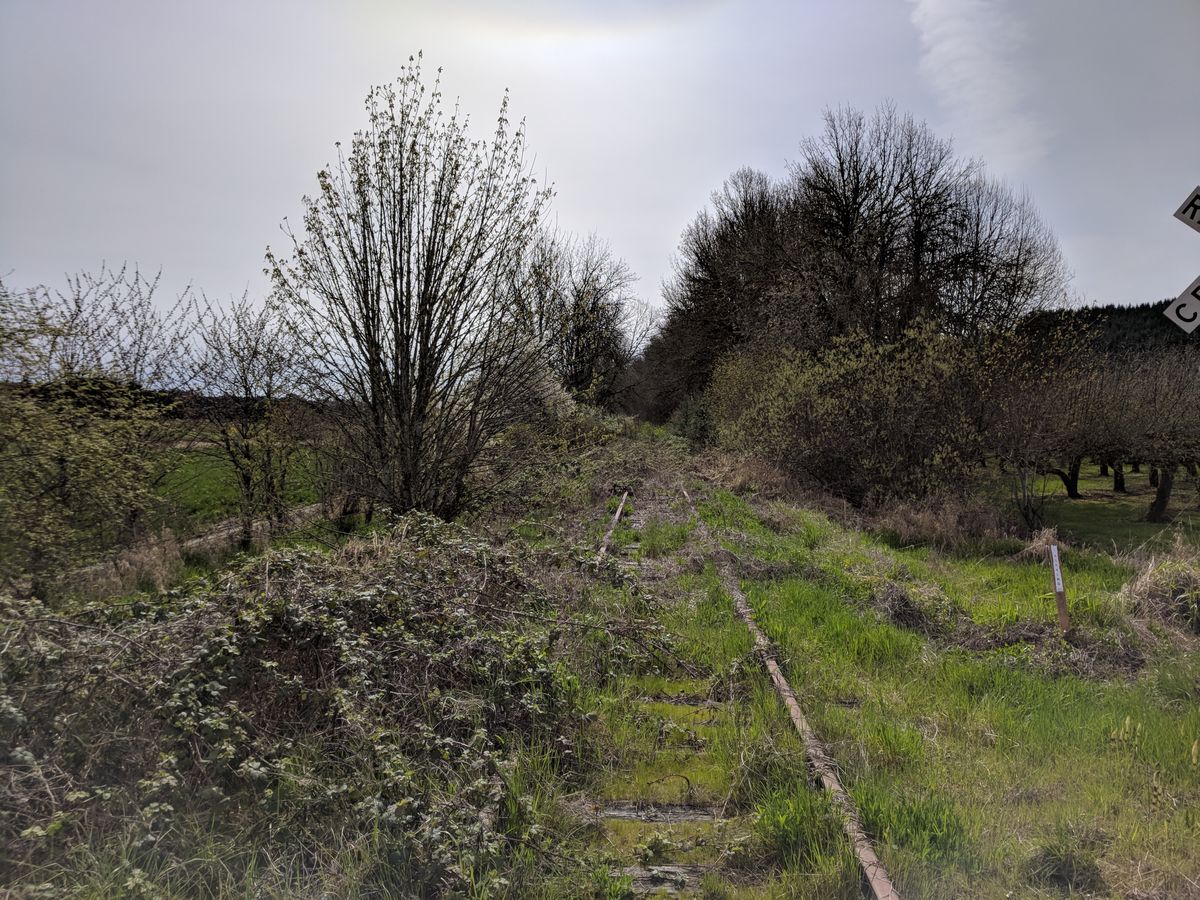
518, 230, 644, 405
267, 58, 552, 518
942, 176, 1071, 342
198, 295, 306, 547
9, 264, 199, 391
1123, 349, 1200, 522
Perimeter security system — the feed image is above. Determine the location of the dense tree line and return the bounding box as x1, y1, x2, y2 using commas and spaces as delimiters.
630, 104, 1197, 527
628, 105, 1069, 424
1024, 301, 1195, 353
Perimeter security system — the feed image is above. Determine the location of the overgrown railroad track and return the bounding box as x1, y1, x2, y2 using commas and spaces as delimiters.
586, 482, 897, 898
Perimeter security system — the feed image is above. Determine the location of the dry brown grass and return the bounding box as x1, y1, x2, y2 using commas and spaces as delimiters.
1012, 526, 1071, 561
1122, 535, 1200, 633
65, 529, 185, 600
872, 495, 1014, 552
705, 452, 797, 498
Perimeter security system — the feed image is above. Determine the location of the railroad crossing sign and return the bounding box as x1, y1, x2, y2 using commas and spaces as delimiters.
1167, 185, 1200, 333
1165, 274, 1200, 334
1174, 186, 1200, 235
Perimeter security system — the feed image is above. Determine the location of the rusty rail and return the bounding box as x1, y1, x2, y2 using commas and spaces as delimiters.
597, 490, 629, 561
682, 487, 900, 900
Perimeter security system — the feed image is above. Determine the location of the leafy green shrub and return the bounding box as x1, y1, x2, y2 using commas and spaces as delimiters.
0, 380, 162, 599
706, 323, 982, 505
1, 514, 579, 894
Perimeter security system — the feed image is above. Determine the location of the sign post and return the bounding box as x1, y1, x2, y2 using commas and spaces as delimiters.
1167, 186, 1200, 333
1048, 542, 1071, 634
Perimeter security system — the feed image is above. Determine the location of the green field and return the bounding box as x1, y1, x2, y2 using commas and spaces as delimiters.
1041, 468, 1200, 551
154, 447, 319, 533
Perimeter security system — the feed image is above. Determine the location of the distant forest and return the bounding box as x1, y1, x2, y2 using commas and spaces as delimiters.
1025, 300, 1191, 352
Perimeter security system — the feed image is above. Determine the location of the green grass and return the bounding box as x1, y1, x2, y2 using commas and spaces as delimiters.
693, 488, 1200, 898
887, 543, 1132, 628
546, 470, 867, 896
637, 519, 693, 559
1041, 469, 1200, 552
155, 448, 318, 532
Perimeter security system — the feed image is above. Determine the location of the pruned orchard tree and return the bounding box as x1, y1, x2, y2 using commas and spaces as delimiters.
1124, 348, 1200, 522
268, 59, 553, 518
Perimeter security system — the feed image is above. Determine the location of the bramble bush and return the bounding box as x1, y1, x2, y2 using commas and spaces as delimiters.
1, 514, 581, 894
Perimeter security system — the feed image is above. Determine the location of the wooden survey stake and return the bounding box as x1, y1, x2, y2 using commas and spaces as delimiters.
1048, 542, 1071, 634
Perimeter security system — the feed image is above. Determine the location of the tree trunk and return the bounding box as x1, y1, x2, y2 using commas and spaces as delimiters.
1146, 466, 1176, 523
1131, 460, 1141, 473
1012, 469, 1043, 531
1149, 465, 1159, 488
1052, 456, 1084, 499
1099, 462, 1109, 477
1112, 461, 1126, 493
1186, 462, 1198, 478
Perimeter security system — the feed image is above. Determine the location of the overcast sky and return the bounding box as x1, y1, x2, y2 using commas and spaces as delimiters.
2, 0, 1197, 312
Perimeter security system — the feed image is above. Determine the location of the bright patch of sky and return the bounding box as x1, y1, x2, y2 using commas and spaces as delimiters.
2, 0, 1197, 309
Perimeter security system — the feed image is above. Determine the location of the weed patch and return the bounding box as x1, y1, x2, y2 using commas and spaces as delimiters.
1, 515, 582, 895
1025, 822, 1109, 894
753, 788, 853, 872
851, 779, 968, 864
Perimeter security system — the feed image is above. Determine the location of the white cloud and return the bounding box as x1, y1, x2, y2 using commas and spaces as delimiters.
909, 0, 1046, 174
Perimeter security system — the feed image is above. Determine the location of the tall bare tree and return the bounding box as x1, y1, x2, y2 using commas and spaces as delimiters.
198, 295, 305, 547
519, 230, 645, 405
267, 59, 552, 518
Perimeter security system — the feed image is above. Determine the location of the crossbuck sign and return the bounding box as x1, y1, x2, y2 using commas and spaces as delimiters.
1167, 186, 1200, 333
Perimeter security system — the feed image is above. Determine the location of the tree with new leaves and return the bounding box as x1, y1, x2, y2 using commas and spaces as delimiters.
268, 58, 553, 518
0, 268, 197, 598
